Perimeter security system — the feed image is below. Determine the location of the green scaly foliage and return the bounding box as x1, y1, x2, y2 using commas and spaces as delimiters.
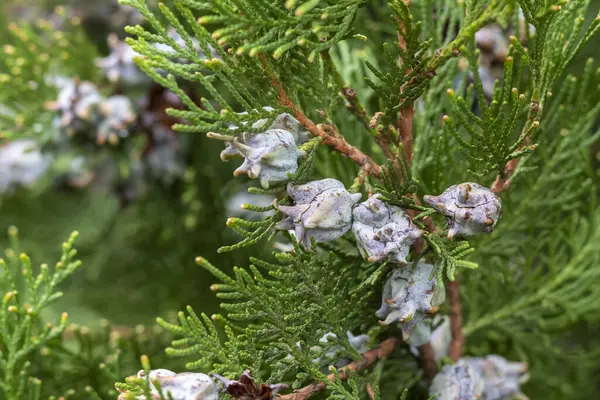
2, 0, 600, 399
0, 227, 176, 399
112, 0, 600, 398
0, 230, 80, 400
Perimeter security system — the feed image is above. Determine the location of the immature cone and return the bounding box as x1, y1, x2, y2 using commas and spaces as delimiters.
264, 111, 310, 144
118, 369, 220, 400
352, 194, 422, 264
53, 79, 103, 134
312, 331, 370, 367
475, 26, 509, 68
430, 360, 485, 400
220, 109, 309, 161
97, 95, 137, 145
410, 315, 451, 361
396, 312, 433, 346
0, 140, 50, 193
375, 261, 445, 345
96, 34, 149, 87
275, 179, 361, 249
211, 370, 287, 400
224, 108, 309, 146
463, 355, 529, 400
424, 182, 501, 239
229, 129, 304, 188
473, 26, 509, 99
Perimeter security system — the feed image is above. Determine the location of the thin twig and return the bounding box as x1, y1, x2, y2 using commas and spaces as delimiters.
260, 55, 382, 177
322, 51, 396, 164
366, 383, 376, 400
447, 278, 464, 362
417, 342, 438, 380
277, 337, 399, 400
491, 100, 541, 194
396, 0, 415, 164
395, 0, 439, 375
343, 86, 372, 133
399, 106, 415, 164
490, 158, 518, 194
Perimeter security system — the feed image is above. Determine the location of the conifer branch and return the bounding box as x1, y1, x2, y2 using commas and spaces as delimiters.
491, 101, 541, 194
399, 106, 415, 164
260, 55, 383, 177
393, 3, 439, 377
447, 278, 464, 362
342, 86, 373, 134
324, 50, 397, 165
417, 342, 438, 380
396, 0, 415, 164
278, 337, 399, 400
490, 158, 519, 194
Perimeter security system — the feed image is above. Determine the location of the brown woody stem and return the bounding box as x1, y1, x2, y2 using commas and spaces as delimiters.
417, 342, 439, 380
260, 55, 382, 178
277, 338, 399, 400
395, 1, 438, 374
447, 278, 464, 362
398, 106, 415, 164
491, 100, 541, 194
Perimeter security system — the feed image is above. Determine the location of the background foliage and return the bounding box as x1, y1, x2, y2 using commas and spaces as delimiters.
1, 0, 600, 399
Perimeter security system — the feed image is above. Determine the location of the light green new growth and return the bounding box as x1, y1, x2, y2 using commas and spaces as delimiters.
115, 355, 173, 400
0, 228, 80, 400
156, 247, 375, 388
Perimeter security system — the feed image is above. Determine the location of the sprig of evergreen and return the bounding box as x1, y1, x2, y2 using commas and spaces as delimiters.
192, 0, 368, 61
219, 136, 321, 252
443, 51, 538, 178
156, 245, 376, 389
115, 355, 172, 400
4, 0, 600, 399
0, 229, 80, 400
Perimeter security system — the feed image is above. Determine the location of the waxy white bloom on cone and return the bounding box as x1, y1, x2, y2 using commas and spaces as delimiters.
118, 369, 219, 400
464, 355, 529, 400
424, 182, 501, 239
376, 261, 445, 346
352, 194, 422, 264
430, 360, 485, 400
275, 179, 361, 248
